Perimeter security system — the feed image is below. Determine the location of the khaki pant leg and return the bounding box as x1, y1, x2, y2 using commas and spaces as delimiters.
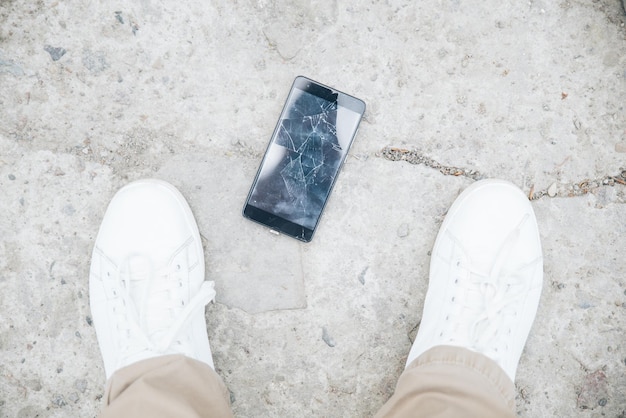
375, 346, 517, 418
99, 354, 233, 418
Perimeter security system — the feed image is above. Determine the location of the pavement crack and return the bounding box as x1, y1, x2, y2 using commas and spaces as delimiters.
380, 146, 485, 180
379, 146, 626, 201
527, 173, 626, 201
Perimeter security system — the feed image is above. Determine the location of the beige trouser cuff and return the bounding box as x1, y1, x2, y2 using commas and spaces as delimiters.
99, 354, 233, 418
375, 345, 517, 418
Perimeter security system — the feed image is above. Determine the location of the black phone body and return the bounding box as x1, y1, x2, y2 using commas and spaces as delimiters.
243, 76, 366, 242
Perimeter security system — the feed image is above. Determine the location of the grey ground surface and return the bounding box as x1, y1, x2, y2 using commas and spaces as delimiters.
1, 0, 625, 417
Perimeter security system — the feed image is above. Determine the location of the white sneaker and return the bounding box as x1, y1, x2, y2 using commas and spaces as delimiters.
89, 179, 216, 379
406, 179, 543, 382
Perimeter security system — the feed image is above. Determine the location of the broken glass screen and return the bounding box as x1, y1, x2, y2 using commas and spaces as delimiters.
248, 87, 362, 231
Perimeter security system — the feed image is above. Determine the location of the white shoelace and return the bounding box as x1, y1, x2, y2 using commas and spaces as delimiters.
111, 254, 215, 365
443, 214, 541, 360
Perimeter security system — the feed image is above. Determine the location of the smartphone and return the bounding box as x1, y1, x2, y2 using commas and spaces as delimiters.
243, 76, 366, 242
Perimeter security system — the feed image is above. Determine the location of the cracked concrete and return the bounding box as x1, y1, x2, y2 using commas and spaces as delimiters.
381, 146, 626, 200
1, 0, 625, 417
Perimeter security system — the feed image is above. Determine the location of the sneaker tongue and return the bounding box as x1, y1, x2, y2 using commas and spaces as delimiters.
120, 256, 173, 344
125, 257, 151, 281
120, 256, 152, 311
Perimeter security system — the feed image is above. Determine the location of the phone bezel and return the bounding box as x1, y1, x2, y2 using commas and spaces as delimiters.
242, 76, 366, 242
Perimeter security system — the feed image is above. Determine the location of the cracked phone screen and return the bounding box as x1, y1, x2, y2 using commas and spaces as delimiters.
249, 88, 359, 230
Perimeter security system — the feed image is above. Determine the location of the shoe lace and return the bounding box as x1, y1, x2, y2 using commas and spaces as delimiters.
111, 253, 215, 365
444, 214, 541, 361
